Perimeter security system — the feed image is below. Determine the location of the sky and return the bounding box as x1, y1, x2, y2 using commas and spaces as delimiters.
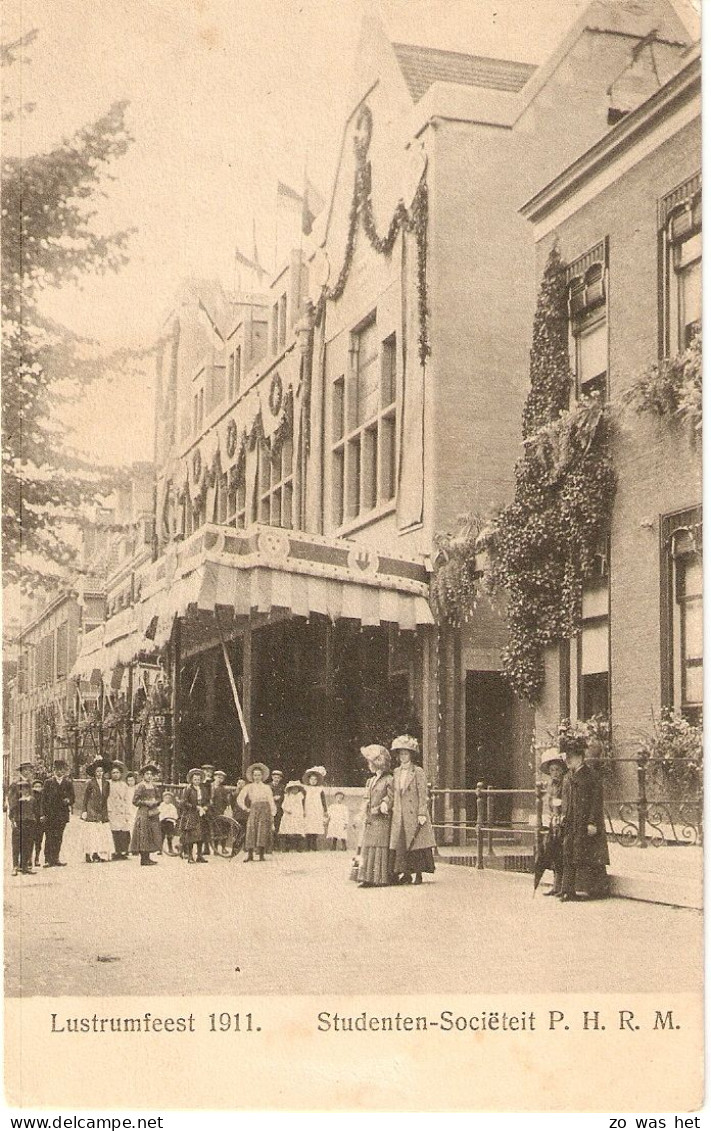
4, 0, 698, 463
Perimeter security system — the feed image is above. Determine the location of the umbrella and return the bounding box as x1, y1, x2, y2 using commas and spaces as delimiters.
532, 830, 558, 893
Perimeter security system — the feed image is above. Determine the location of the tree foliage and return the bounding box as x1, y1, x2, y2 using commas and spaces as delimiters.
2, 36, 138, 590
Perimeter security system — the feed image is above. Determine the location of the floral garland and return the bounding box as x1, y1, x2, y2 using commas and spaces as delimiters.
622, 330, 702, 441
318, 103, 431, 365
478, 246, 617, 703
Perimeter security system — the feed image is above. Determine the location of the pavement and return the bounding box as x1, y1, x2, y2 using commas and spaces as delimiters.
5, 819, 703, 998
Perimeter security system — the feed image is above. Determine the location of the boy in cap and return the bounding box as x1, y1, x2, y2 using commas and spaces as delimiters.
199, 764, 215, 856
210, 770, 231, 855
16, 781, 38, 874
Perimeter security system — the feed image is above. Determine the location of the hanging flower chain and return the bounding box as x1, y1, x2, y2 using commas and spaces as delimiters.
318, 103, 430, 364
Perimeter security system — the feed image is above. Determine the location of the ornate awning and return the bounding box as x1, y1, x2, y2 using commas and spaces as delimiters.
72, 523, 433, 677
135, 523, 434, 638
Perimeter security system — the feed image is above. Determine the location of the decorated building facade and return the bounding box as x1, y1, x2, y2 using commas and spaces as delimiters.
71, 1, 696, 807
520, 46, 701, 767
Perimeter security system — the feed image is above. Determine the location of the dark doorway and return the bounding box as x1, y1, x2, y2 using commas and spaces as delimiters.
465, 671, 515, 822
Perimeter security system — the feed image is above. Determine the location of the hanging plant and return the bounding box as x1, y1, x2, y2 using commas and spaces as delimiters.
318, 102, 430, 365
479, 245, 617, 703
622, 331, 702, 441
431, 514, 486, 625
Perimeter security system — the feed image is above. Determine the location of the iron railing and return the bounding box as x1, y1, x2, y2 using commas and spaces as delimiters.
428, 753, 702, 869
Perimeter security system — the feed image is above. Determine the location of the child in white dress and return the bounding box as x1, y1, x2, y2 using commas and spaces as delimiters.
279, 781, 306, 851
302, 765, 328, 851
327, 791, 349, 850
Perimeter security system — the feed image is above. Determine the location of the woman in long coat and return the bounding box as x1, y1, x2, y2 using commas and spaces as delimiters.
178, 769, 210, 863
560, 746, 610, 901
389, 735, 436, 884
130, 763, 163, 866
81, 759, 114, 863
357, 745, 394, 887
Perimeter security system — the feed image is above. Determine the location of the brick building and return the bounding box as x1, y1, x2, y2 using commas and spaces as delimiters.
71, 1, 696, 801
520, 46, 701, 764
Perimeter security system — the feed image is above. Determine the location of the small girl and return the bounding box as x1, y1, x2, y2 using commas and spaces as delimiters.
236, 764, 276, 862
279, 780, 306, 851
302, 765, 328, 850
159, 790, 179, 855
327, 791, 349, 850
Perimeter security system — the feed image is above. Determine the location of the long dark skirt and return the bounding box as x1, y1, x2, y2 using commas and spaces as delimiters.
244, 801, 273, 851
391, 826, 435, 876
130, 810, 162, 854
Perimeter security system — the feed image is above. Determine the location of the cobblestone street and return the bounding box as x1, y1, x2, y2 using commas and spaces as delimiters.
5, 820, 703, 998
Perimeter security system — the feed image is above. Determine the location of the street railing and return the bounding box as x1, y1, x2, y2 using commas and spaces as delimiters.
428, 783, 544, 870
428, 752, 702, 869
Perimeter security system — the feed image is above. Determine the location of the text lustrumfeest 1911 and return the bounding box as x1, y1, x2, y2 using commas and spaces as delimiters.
48, 1007, 683, 1036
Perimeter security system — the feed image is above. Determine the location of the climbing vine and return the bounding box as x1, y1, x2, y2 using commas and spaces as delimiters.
318, 103, 430, 364
476, 246, 617, 703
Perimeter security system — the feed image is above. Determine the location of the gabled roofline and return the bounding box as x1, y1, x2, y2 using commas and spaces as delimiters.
520, 47, 700, 225
513, 0, 691, 115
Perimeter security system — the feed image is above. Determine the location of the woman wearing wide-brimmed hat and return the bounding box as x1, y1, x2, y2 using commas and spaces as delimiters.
236, 763, 276, 862
130, 764, 163, 866
81, 759, 114, 863
535, 748, 567, 897
389, 735, 436, 885
301, 765, 328, 851
356, 745, 394, 887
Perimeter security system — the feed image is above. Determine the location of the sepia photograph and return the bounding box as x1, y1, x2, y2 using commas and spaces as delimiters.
1, 0, 703, 1112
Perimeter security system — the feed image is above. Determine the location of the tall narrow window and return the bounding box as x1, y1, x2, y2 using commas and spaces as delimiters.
578, 576, 610, 720
256, 434, 294, 529
568, 245, 608, 402
271, 302, 279, 354
278, 293, 287, 351
330, 318, 398, 528
661, 510, 703, 725
228, 346, 241, 401
660, 176, 701, 356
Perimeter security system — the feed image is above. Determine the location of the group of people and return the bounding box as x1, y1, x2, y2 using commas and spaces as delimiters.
5, 756, 355, 872
538, 743, 610, 901
356, 734, 436, 888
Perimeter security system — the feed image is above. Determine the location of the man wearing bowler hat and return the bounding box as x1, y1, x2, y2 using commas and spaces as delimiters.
42, 760, 75, 867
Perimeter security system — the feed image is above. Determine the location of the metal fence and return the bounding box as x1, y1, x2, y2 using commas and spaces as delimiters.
428, 753, 702, 870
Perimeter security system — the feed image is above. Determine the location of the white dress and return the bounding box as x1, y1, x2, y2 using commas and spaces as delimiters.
107, 780, 132, 833
280, 791, 306, 837
303, 785, 326, 835
327, 802, 349, 840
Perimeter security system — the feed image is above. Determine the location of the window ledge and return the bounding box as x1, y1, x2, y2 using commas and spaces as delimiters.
333, 501, 397, 540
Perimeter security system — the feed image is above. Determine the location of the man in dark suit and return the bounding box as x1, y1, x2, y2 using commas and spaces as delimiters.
42, 760, 75, 867
6, 762, 35, 875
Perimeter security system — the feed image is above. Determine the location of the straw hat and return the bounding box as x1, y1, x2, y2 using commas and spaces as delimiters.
391, 735, 420, 754
186, 768, 204, 781
539, 747, 566, 772
284, 780, 305, 795
246, 762, 270, 781
302, 765, 326, 784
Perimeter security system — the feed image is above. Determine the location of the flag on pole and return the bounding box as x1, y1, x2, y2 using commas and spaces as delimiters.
302, 177, 325, 236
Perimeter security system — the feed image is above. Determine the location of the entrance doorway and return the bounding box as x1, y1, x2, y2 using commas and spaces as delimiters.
465, 671, 515, 822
